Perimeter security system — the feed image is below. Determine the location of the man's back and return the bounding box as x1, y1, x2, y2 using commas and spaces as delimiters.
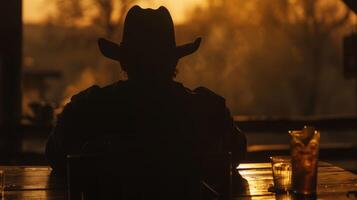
46, 80, 244, 172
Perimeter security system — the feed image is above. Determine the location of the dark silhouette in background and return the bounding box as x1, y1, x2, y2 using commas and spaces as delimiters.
46, 5, 246, 196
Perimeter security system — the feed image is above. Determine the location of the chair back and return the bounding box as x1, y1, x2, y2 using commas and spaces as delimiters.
67, 135, 202, 200
67, 135, 232, 200
199, 153, 232, 200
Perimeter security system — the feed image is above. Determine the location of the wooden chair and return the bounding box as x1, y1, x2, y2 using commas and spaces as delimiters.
67, 152, 202, 200
198, 153, 232, 200
66, 136, 232, 200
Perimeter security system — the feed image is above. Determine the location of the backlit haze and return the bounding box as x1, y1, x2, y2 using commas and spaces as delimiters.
22, 0, 357, 117
23, 0, 207, 25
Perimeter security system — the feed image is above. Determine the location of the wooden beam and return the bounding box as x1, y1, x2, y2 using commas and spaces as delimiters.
234, 115, 357, 132
0, 0, 22, 154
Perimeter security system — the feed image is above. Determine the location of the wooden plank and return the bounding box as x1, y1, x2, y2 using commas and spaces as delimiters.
5, 190, 65, 200
0, 166, 64, 191
237, 162, 332, 170
238, 163, 271, 170
234, 192, 357, 200
0, 163, 356, 199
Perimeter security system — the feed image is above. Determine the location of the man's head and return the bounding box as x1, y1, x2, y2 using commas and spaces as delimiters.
98, 6, 201, 82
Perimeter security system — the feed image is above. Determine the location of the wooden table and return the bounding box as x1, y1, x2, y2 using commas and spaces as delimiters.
237, 162, 357, 199
1, 162, 357, 199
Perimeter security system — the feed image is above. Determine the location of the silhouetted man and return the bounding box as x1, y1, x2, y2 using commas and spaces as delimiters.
46, 5, 246, 193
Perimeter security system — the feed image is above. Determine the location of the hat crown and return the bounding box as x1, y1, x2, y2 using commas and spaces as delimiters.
121, 6, 176, 51
97, 6, 201, 62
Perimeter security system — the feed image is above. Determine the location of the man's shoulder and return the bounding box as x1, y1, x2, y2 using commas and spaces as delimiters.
60, 82, 127, 119
70, 85, 101, 104
193, 86, 226, 108
69, 81, 125, 105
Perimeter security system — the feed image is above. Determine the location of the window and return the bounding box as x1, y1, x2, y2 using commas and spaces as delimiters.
23, 0, 357, 117
23, 0, 357, 168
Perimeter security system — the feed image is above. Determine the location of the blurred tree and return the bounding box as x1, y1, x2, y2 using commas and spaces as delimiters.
270, 0, 352, 115
92, 0, 137, 38
31, 0, 355, 115
52, 0, 137, 39
39, 0, 137, 107
52, 0, 85, 27
180, 0, 354, 116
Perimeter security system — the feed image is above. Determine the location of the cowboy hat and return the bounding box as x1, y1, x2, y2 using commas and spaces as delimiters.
98, 5, 201, 62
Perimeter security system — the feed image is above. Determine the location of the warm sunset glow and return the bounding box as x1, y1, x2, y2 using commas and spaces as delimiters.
22, 0, 357, 117
23, 0, 56, 24
23, 0, 207, 25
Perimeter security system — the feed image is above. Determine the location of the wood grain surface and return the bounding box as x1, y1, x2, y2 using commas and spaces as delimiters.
0, 162, 356, 199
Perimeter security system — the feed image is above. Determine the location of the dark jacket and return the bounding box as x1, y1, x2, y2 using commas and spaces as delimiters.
46, 80, 246, 174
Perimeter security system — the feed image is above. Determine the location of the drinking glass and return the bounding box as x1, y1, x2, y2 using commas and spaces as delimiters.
270, 156, 292, 192
290, 126, 320, 195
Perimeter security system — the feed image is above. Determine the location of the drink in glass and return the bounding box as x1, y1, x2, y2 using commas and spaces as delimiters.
270, 156, 292, 192
290, 126, 320, 195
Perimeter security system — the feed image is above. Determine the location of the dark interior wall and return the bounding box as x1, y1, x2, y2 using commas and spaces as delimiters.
0, 0, 22, 152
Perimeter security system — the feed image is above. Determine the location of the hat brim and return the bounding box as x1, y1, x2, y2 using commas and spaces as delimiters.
98, 37, 201, 61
